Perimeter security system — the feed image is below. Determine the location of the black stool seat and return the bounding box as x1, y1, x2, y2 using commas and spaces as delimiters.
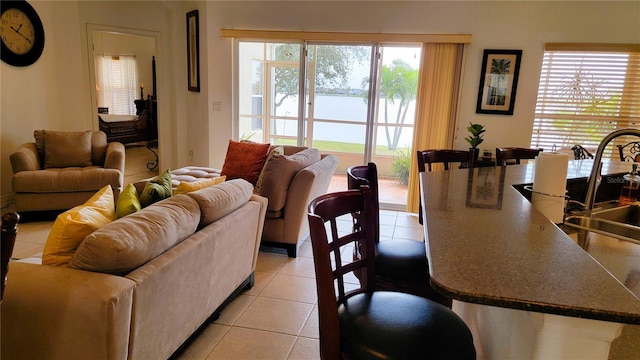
375, 239, 429, 282
340, 291, 476, 359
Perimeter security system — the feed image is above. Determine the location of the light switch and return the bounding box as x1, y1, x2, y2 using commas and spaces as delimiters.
213, 102, 222, 112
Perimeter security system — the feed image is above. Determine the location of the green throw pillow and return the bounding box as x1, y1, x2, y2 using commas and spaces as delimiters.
139, 169, 173, 208
116, 183, 142, 218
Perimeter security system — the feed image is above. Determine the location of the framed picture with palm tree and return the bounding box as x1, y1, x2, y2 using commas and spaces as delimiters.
476, 49, 522, 115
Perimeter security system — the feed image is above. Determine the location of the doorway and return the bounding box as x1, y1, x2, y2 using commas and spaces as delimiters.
87, 25, 159, 171
236, 41, 420, 209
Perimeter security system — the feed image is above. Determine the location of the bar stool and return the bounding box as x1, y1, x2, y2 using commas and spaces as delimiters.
495, 147, 543, 166
348, 163, 452, 307
308, 187, 476, 360
2, 212, 19, 301
416, 149, 472, 224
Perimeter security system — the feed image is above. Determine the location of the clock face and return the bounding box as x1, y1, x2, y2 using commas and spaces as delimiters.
1, 8, 35, 55
0, 1, 44, 67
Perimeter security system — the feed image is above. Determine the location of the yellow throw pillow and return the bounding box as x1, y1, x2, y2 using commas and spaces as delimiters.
42, 185, 115, 266
174, 176, 226, 195
139, 169, 173, 208
116, 183, 141, 218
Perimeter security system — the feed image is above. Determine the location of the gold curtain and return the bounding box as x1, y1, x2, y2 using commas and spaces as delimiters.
406, 43, 465, 214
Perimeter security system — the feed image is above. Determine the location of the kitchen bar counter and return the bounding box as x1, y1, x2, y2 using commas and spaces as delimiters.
419, 159, 640, 359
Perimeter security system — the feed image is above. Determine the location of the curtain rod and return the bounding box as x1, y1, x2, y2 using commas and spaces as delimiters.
220, 29, 471, 44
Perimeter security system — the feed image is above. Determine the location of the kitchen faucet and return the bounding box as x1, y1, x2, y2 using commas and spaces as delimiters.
583, 128, 640, 211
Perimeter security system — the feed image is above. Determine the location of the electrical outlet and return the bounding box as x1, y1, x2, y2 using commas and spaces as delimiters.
213, 102, 222, 112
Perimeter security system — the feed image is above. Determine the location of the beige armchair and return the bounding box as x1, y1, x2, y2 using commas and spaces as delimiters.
259, 146, 338, 257
10, 130, 124, 212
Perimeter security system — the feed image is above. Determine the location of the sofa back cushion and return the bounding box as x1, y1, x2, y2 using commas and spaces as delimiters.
187, 178, 254, 227
91, 131, 108, 166
34, 130, 108, 168
256, 148, 321, 218
44, 130, 93, 168
69, 194, 200, 275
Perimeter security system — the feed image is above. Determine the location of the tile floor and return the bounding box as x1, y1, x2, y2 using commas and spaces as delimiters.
8, 144, 425, 360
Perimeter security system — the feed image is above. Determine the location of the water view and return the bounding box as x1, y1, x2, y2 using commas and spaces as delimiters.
273, 94, 416, 150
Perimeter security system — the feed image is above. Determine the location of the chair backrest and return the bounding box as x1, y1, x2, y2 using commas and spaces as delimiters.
495, 147, 543, 166
571, 144, 594, 160
308, 187, 377, 359
417, 149, 471, 172
1, 212, 19, 301
617, 141, 640, 162
346, 163, 379, 243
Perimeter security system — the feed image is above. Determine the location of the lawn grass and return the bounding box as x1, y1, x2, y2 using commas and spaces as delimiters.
274, 139, 409, 156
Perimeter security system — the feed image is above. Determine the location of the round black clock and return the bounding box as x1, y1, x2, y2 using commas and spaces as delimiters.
1, 0, 45, 67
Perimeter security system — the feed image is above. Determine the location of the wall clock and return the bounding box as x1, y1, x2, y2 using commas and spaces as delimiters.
1, 0, 45, 67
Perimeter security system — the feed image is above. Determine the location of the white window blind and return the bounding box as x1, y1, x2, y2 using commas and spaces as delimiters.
97, 55, 138, 115
530, 44, 640, 156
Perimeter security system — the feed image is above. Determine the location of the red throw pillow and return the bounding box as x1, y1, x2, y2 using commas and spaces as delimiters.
220, 140, 271, 184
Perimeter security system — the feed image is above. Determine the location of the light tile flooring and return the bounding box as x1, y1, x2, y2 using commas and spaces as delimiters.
9, 144, 424, 360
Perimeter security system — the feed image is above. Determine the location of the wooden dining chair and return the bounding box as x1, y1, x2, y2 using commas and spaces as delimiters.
495, 147, 543, 166
416, 149, 472, 224
308, 187, 476, 360
2, 212, 20, 301
617, 141, 640, 162
417, 149, 472, 172
347, 163, 451, 307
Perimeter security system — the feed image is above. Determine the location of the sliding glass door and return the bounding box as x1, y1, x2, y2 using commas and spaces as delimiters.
236, 41, 420, 208
305, 43, 375, 170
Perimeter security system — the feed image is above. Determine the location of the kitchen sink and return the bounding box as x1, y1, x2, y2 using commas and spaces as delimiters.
564, 204, 640, 245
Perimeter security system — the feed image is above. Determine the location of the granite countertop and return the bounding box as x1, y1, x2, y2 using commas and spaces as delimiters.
419, 159, 640, 325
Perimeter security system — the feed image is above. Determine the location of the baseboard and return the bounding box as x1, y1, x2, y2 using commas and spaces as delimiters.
1, 194, 14, 211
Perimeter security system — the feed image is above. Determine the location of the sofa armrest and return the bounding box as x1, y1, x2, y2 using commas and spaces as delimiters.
1, 262, 135, 360
104, 141, 125, 172
282, 154, 339, 244
9, 143, 40, 173
250, 194, 268, 270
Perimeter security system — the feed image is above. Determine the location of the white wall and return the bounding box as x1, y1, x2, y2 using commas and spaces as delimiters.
1, 1, 186, 206
1, 1, 639, 206
204, 1, 640, 165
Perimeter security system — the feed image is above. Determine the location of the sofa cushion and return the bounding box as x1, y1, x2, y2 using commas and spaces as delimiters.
91, 131, 108, 166
44, 130, 93, 168
282, 145, 309, 156
220, 140, 271, 185
42, 185, 115, 266
116, 183, 141, 219
139, 169, 172, 208
255, 146, 283, 194
33, 130, 46, 165
69, 194, 201, 275
257, 148, 321, 218
170, 166, 222, 187
187, 179, 254, 227
11, 167, 121, 193
174, 176, 226, 195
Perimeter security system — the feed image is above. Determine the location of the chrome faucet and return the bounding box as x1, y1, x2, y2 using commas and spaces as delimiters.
583, 128, 640, 211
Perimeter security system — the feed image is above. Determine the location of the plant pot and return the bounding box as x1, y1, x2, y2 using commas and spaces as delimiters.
470, 148, 480, 162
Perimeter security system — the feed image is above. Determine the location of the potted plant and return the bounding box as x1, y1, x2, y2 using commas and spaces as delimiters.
465, 122, 486, 160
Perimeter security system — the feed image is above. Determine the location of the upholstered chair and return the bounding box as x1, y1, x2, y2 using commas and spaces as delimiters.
10, 130, 125, 212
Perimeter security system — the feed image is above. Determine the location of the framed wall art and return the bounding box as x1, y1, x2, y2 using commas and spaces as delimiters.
186, 9, 200, 92
476, 49, 522, 115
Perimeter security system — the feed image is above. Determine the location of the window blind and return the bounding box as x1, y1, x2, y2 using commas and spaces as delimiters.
530, 43, 640, 156
97, 55, 138, 115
